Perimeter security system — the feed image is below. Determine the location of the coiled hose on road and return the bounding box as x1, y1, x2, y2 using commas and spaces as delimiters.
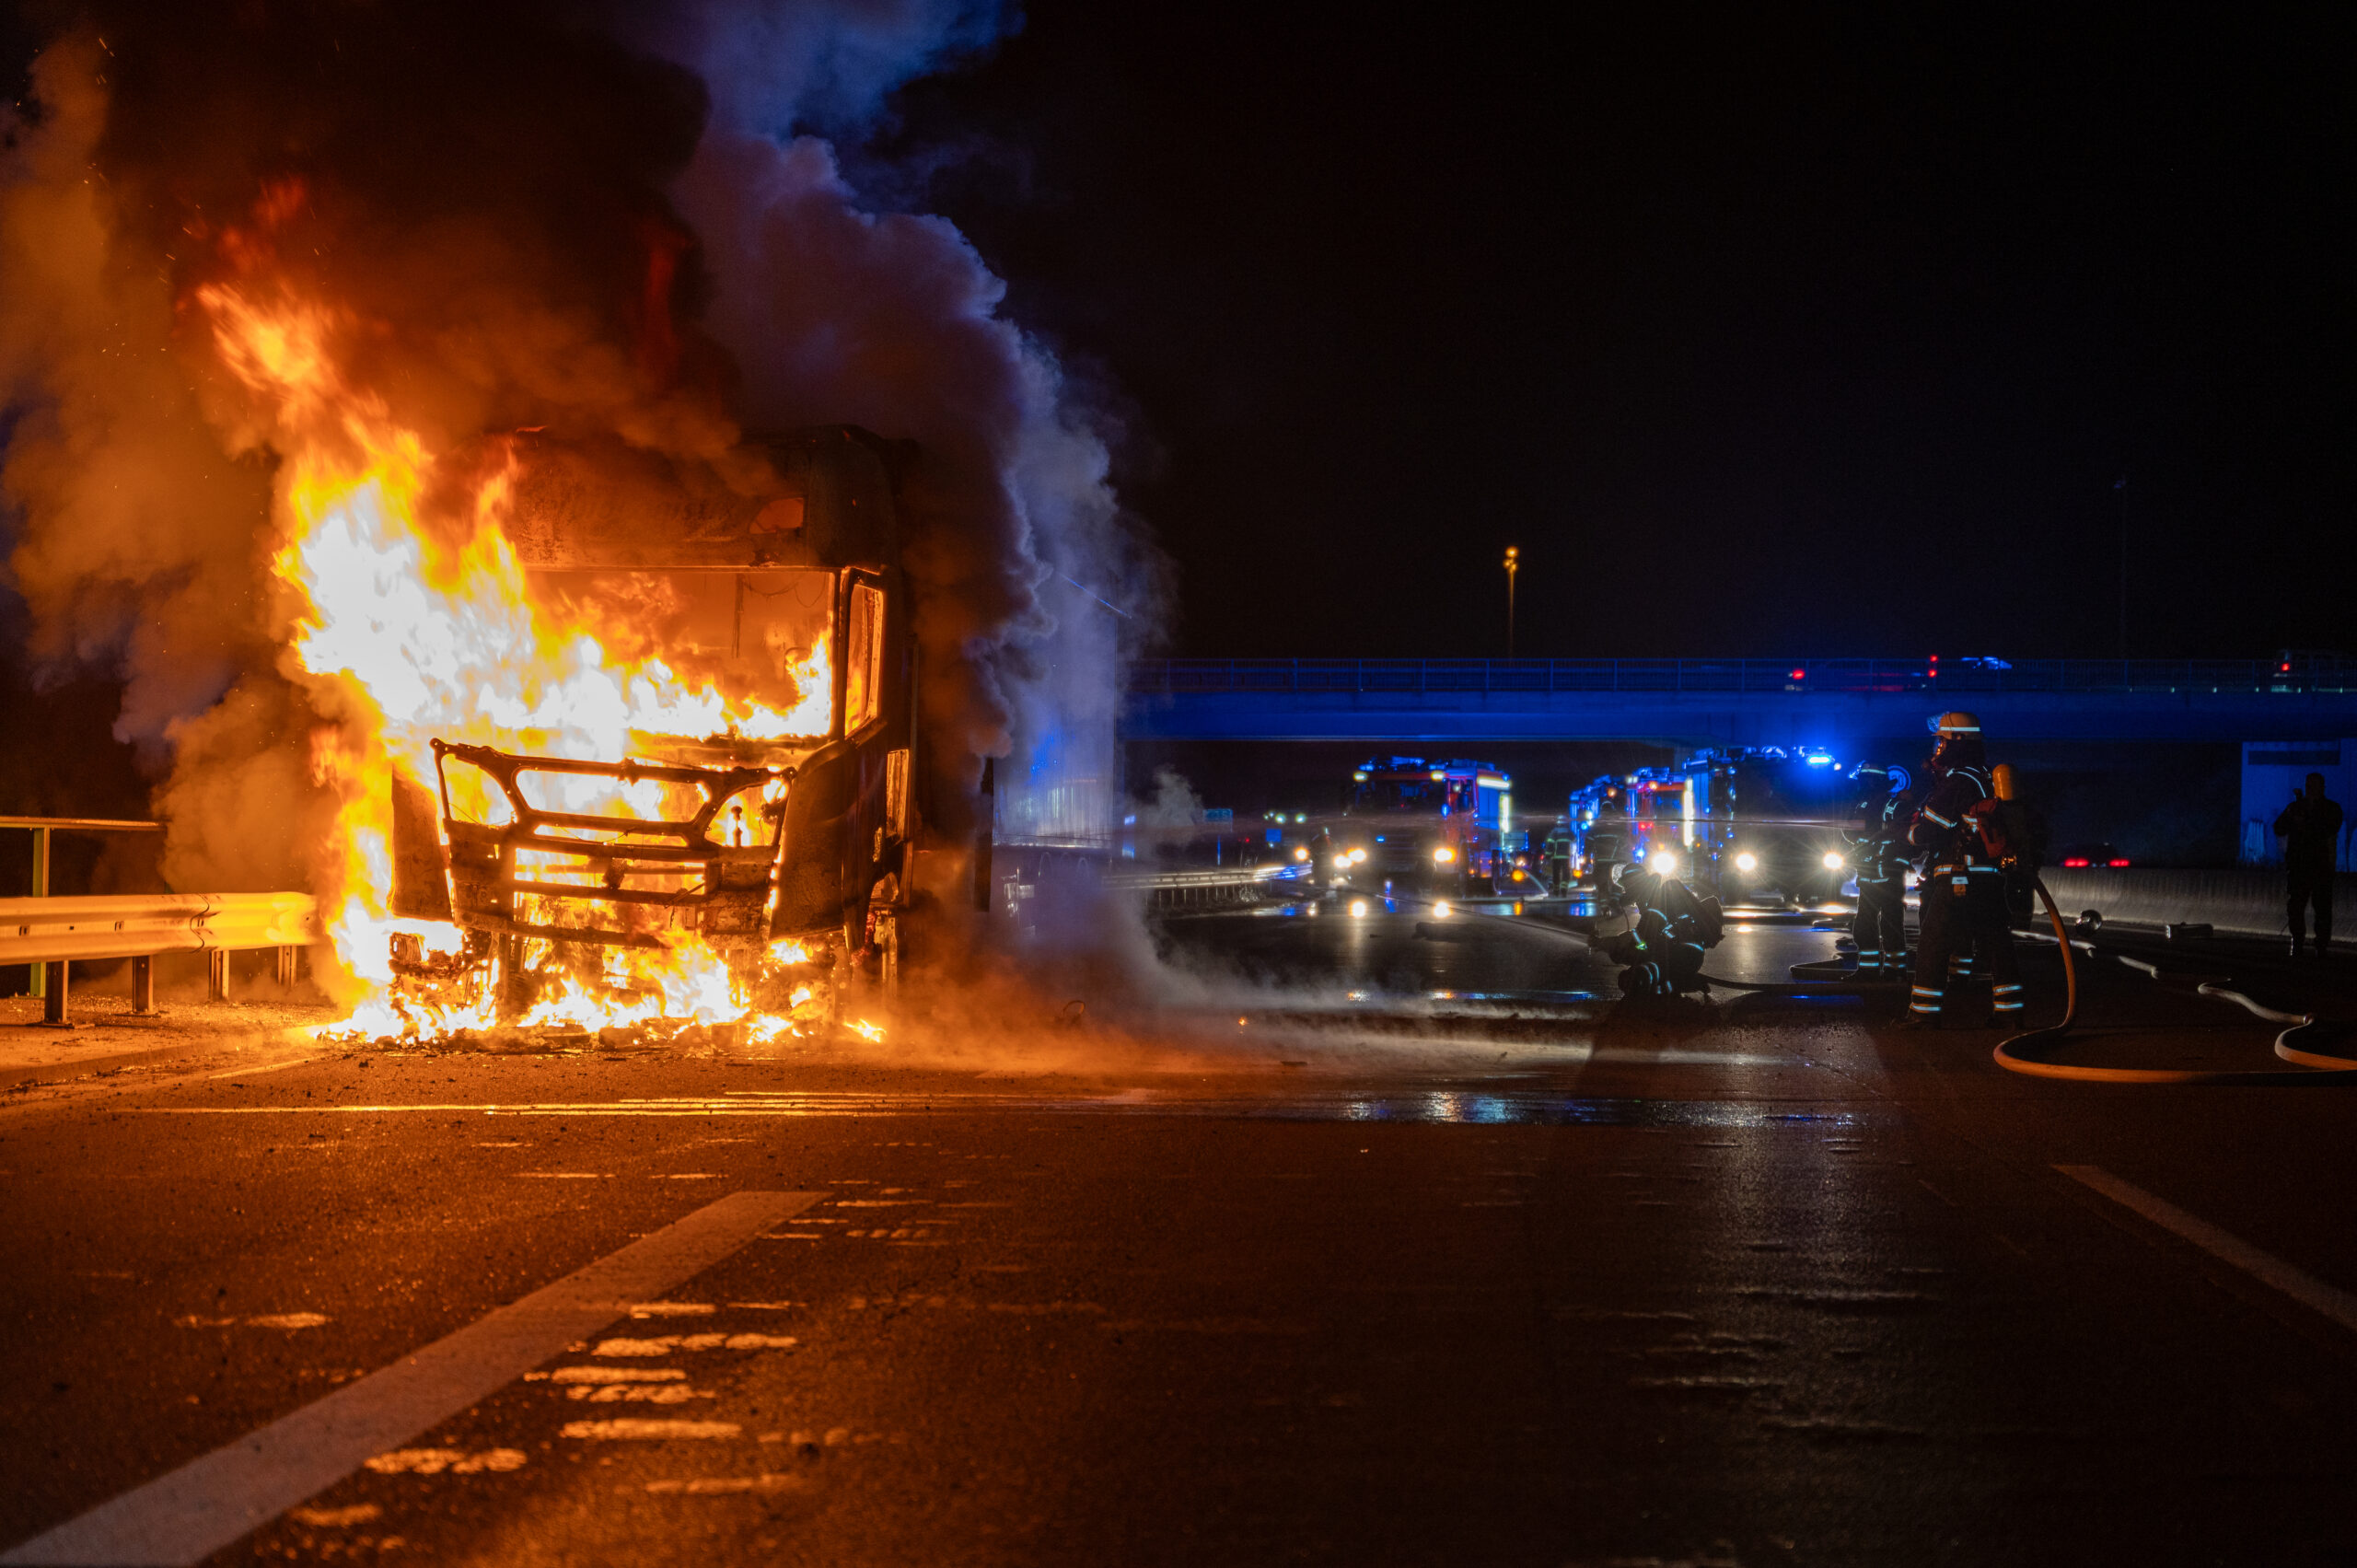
1990, 878, 2357, 1085
1684, 878, 2357, 1081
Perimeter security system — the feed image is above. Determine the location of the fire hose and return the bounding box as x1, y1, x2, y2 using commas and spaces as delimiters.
1989, 878, 2357, 1085
1683, 877, 2357, 1081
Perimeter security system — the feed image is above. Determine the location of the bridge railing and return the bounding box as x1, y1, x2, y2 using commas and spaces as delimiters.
1124, 658, 2357, 696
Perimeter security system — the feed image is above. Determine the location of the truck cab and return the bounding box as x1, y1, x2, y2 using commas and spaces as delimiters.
388, 426, 923, 1012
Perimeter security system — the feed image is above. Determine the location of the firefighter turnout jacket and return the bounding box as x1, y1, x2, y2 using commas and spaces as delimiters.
1910, 762, 1994, 878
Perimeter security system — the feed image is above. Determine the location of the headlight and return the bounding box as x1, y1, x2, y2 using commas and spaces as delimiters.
1432, 845, 1456, 864
1349, 848, 1367, 865
1331, 858, 1350, 875
1433, 900, 1453, 918
1294, 847, 1309, 862
1822, 851, 1845, 870
1512, 868, 1526, 881
1649, 849, 1678, 876
1349, 899, 1368, 917
1734, 851, 1758, 873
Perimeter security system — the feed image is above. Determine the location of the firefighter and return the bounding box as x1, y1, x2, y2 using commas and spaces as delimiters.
2275, 772, 2343, 958
1900, 712, 2024, 1028
1607, 860, 1712, 997
1586, 790, 1631, 909
1846, 763, 1912, 980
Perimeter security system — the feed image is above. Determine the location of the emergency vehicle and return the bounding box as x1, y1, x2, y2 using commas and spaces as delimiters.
1331, 757, 1527, 893
1571, 748, 1864, 904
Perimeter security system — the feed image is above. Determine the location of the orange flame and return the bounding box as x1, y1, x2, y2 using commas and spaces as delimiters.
199, 282, 838, 1040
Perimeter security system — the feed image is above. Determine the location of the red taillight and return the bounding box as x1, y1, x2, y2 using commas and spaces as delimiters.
2061, 857, 2090, 867
2108, 858, 2131, 867
1789, 668, 1805, 680
2282, 663, 2292, 672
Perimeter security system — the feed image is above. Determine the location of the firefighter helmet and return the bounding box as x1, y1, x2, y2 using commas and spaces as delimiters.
1928, 710, 1982, 738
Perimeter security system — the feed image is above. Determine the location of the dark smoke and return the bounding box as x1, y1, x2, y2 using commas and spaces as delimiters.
0, 1, 1159, 967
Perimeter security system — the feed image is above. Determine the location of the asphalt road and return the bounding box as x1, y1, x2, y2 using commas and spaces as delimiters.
4, 893, 2356, 1566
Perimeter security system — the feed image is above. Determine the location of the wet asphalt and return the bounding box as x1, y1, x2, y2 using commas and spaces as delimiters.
2, 894, 2355, 1566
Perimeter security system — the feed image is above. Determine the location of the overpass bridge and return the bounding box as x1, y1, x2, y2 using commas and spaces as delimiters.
1120, 658, 2357, 747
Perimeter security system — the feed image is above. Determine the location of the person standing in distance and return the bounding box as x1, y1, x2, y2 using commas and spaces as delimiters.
2275, 772, 2344, 958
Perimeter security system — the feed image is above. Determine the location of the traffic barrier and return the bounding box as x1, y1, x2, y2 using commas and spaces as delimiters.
2037, 867, 2357, 940
0, 892, 321, 1027
1108, 863, 1306, 913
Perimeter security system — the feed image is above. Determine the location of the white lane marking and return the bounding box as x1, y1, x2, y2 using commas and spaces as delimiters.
627, 1302, 714, 1318
0, 1191, 817, 1568
361, 1449, 526, 1476
560, 1419, 737, 1440
564, 1384, 708, 1404
175, 1314, 329, 1330
203, 1055, 323, 1082
591, 1333, 795, 1355
2058, 1165, 2357, 1335
548, 1368, 685, 1384
286, 1504, 380, 1527
644, 1474, 807, 1494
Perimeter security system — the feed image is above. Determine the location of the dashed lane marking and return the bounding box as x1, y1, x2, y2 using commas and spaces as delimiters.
559, 1419, 738, 1440
0, 1190, 819, 1567
2057, 1164, 2357, 1335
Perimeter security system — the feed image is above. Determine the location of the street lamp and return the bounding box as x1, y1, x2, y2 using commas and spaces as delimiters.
1503, 545, 1519, 657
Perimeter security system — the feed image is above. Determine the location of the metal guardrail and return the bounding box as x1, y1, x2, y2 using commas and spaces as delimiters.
1123, 658, 2357, 697
1101, 861, 1307, 912
1, 817, 165, 1000
1104, 863, 1305, 890
0, 891, 321, 1027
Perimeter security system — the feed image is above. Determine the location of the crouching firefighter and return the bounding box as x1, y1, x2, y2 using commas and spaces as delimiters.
1847, 762, 1913, 980
1606, 860, 1724, 997
1901, 712, 2024, 1027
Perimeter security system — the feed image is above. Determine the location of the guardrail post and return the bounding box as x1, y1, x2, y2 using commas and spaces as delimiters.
27, 826, 48, 1000
41, 959, 68, 1026
275, 946, 299, 987
131, 954, 157, 1016
206, 949, 228, 1004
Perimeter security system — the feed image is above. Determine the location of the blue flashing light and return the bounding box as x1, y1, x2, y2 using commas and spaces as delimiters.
1805, 752, 1835, 767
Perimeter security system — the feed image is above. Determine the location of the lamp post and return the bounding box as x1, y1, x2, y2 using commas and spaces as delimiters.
2113, 471, 2129, 661
1503, 546, 1520, 658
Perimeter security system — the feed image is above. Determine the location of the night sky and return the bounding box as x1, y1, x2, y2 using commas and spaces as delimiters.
864, 4, 2351, 662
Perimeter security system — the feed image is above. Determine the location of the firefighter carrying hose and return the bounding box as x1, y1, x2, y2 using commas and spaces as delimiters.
1606, 859, 1722, 997
1846, 762, 1913, 980
1900, 712, 2024, 1028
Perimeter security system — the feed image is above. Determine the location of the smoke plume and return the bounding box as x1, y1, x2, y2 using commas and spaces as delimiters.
0, 1, 1157, 977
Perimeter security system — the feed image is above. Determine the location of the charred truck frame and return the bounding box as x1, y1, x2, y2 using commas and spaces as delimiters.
387, 426, 924, 1013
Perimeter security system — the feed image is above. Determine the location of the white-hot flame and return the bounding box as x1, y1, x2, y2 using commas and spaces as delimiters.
201, 282, 846, 1042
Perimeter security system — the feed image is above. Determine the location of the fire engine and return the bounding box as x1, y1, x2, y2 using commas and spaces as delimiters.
386, 426, 925, 1014
1331, 757, 1527, 893
1571, 748, 1863, 904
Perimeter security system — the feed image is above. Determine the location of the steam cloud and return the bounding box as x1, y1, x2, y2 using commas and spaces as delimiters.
0, 2, 1155, 969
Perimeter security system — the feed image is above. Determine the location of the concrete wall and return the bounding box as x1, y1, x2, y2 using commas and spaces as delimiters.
2038, 866, 2353, 938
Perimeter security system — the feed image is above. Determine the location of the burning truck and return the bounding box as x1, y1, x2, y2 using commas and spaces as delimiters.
382, 427, 924, 1021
